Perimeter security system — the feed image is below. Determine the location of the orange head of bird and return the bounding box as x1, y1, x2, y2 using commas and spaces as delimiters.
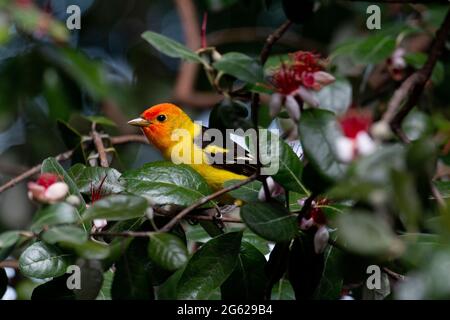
128, 103, 193, 152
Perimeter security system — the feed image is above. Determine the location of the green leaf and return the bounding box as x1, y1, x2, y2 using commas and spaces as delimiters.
41, 157, 86, 213
336, 211, 404, 257
240, 202, 298, 242
221, 241, 267, 300
213, 52, 264, 84
19, 242, 70, 279
270, 136, 307, 194
70, 164, 124, 195
97, 270, 113, 300
271, 279, 295, 300
313, 79, 352, 115
73, 259, 104, 300
141, 31, 203, 63
121, 161, 212, 207
112, 238, 154, 300
82, 194, 148, 222
31, 203, 80, 233
73, 241, 111, 260
41, 226, 88, 246
83, 115, 117, 127
31, 275, 75, 300
299, 109, 347, 182
224, 179, 262, 202
148, 233, 188, 271
434, 181, 450, 199
242, 229, 271, 255
0, 231, 20, 249
177, 231, 243, 299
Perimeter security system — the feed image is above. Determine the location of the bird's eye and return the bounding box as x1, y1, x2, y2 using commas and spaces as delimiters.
156, 114, 167, 122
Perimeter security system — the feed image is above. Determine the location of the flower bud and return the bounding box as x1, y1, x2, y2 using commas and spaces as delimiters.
66, 195, 81, 207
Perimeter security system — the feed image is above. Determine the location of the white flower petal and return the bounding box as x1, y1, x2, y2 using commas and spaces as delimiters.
297, 86, 319, 107
269, 93, 283, 118
300, 217, 314, 230
314, 225, 330, 254
335, 136, 354, 163
44, 182, 69, 202
94, 219, 108, 229
356, 132, 377, 156
370, 121, 392, 140
258, 177, 284, 201
285, 95, 300, 121
313, 71, 335, 90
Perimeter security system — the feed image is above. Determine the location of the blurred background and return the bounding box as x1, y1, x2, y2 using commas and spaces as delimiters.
0, 0, 449, 299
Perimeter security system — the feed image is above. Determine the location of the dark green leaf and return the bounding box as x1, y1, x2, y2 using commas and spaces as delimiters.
70, 164, 124, 195
41, 226, 88, 245
315, 237, 344, 300
31, 275, 75, 300
355, 34, 396, 64
404, 52, 445, 84
96, 269, 113, 300
265, 242, 290, 297
83, 115, 117, 127
221, 241, 267, 300
31, 202, 80, 233
121, 161, 212, 207
224, 179, 262, 202
177, 231, 243, 299
73, 241, 111, 260
141, 31, 203, 63
148, 233, 188, 271
287, 234, 324, 300
299, 109, 348, 182
111, 238, 154, 300
19, 242, 70, 279
271, 279, 295, 300
73, 259, 104, 300
213, 52, 264, 84
242, 229, 271, 255
82, 194, 147, 222
241, 202, 298, 242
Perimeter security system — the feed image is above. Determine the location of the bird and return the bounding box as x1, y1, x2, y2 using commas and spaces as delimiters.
128, 103, 257, 191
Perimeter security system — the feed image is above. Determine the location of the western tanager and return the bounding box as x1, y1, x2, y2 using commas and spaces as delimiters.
128, 103, 256, 191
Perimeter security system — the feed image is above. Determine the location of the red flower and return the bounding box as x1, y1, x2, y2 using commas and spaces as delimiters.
28, 173, 69, 204
339, 111, 372, 139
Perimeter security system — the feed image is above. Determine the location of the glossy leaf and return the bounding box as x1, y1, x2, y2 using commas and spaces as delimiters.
19, 242, 70, 279
111, 238, 154, 300
221, 241, 267, 300
121, 161, 212, 207
31, 275, 75, 300
31, 202, 80, 233
148, 233, 188, 271
313, 79, 352, 115
240, 202, 298, 242
0, 231, 20, 249
224, 179, 262, 202
41, 226, 88, 245
177, 231, 243, 299
82, 194, 148, 222
70, 164, 124, 195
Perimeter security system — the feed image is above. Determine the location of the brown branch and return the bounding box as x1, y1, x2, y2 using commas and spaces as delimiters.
384, 8, 450, 143
173, 0, 222, 109
0, 134, 148, 194
0, 260, 19, 269
382, 267, 406, 281
159, 174, 258, 232
260, 20, 293, 65
0, 149, 74, 194
91, 124, 109, 168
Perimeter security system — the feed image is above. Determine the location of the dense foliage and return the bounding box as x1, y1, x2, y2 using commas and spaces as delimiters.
0, 0, 450, 300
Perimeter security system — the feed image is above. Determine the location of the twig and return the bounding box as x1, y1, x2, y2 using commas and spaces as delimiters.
159, 174, 258, 232
91, 123, 109, 168
382, 267, 406, 281
297, 192, 318, 222
0, 134, 149, 194
0, 260, 19, 269
384, 8, 450, 143
260, 20, 293, 65
0, 149, 74, 194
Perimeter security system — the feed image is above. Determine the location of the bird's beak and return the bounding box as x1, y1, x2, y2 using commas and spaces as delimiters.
128, 117, 151, 127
